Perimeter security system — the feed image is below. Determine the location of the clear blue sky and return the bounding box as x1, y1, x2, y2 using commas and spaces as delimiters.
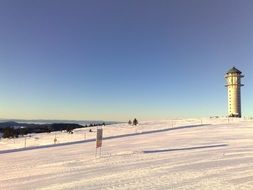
0, 0, 252, 121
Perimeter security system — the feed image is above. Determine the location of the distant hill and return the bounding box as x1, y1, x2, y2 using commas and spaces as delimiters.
0, 121, 31, 128
0, 119, 120, 126
0, 121, 116, 137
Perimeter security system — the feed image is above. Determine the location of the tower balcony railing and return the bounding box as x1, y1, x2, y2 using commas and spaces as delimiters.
225, 75, 244, 78
225, 84, 244, 87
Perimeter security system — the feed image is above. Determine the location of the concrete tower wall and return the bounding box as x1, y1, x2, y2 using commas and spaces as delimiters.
227, 85, 241, 117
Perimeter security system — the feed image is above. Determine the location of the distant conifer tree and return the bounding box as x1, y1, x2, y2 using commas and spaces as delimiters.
2, 127, 17, 138
133, 118, 138, 126
128, 120, 132, 125
66, 126, 74, 134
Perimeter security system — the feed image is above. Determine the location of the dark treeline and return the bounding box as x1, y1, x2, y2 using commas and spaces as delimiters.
0, 122, 106, 138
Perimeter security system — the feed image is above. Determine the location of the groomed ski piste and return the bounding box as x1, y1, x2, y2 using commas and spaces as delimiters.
1, 118, 253, 190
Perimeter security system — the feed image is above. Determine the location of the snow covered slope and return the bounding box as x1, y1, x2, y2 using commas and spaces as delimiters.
0, 118, 253, 190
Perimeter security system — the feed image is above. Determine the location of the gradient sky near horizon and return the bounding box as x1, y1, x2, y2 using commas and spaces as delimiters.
0, 0, 252, 121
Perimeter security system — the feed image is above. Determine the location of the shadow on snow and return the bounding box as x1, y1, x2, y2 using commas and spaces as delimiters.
143, 144, 228, 154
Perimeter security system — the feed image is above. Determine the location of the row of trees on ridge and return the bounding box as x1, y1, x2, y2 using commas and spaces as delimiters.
128, 118, 138, 126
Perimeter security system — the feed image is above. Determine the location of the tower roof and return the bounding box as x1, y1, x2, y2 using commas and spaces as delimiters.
226, 67, 242, 74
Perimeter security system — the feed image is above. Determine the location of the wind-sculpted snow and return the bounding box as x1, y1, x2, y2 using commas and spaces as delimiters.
0, 124, 209, 155
0, 118, 253, 190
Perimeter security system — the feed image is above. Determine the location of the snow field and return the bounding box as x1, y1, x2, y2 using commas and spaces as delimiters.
0, 118, 253, 190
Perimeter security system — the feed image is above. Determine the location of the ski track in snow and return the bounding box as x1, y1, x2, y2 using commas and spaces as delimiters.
1, 118, 253, 190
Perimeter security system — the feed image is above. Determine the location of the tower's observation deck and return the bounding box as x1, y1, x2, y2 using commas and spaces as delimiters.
225, 67, 244, 117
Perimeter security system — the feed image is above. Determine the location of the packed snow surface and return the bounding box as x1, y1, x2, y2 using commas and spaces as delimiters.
1, 118, 253, 190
